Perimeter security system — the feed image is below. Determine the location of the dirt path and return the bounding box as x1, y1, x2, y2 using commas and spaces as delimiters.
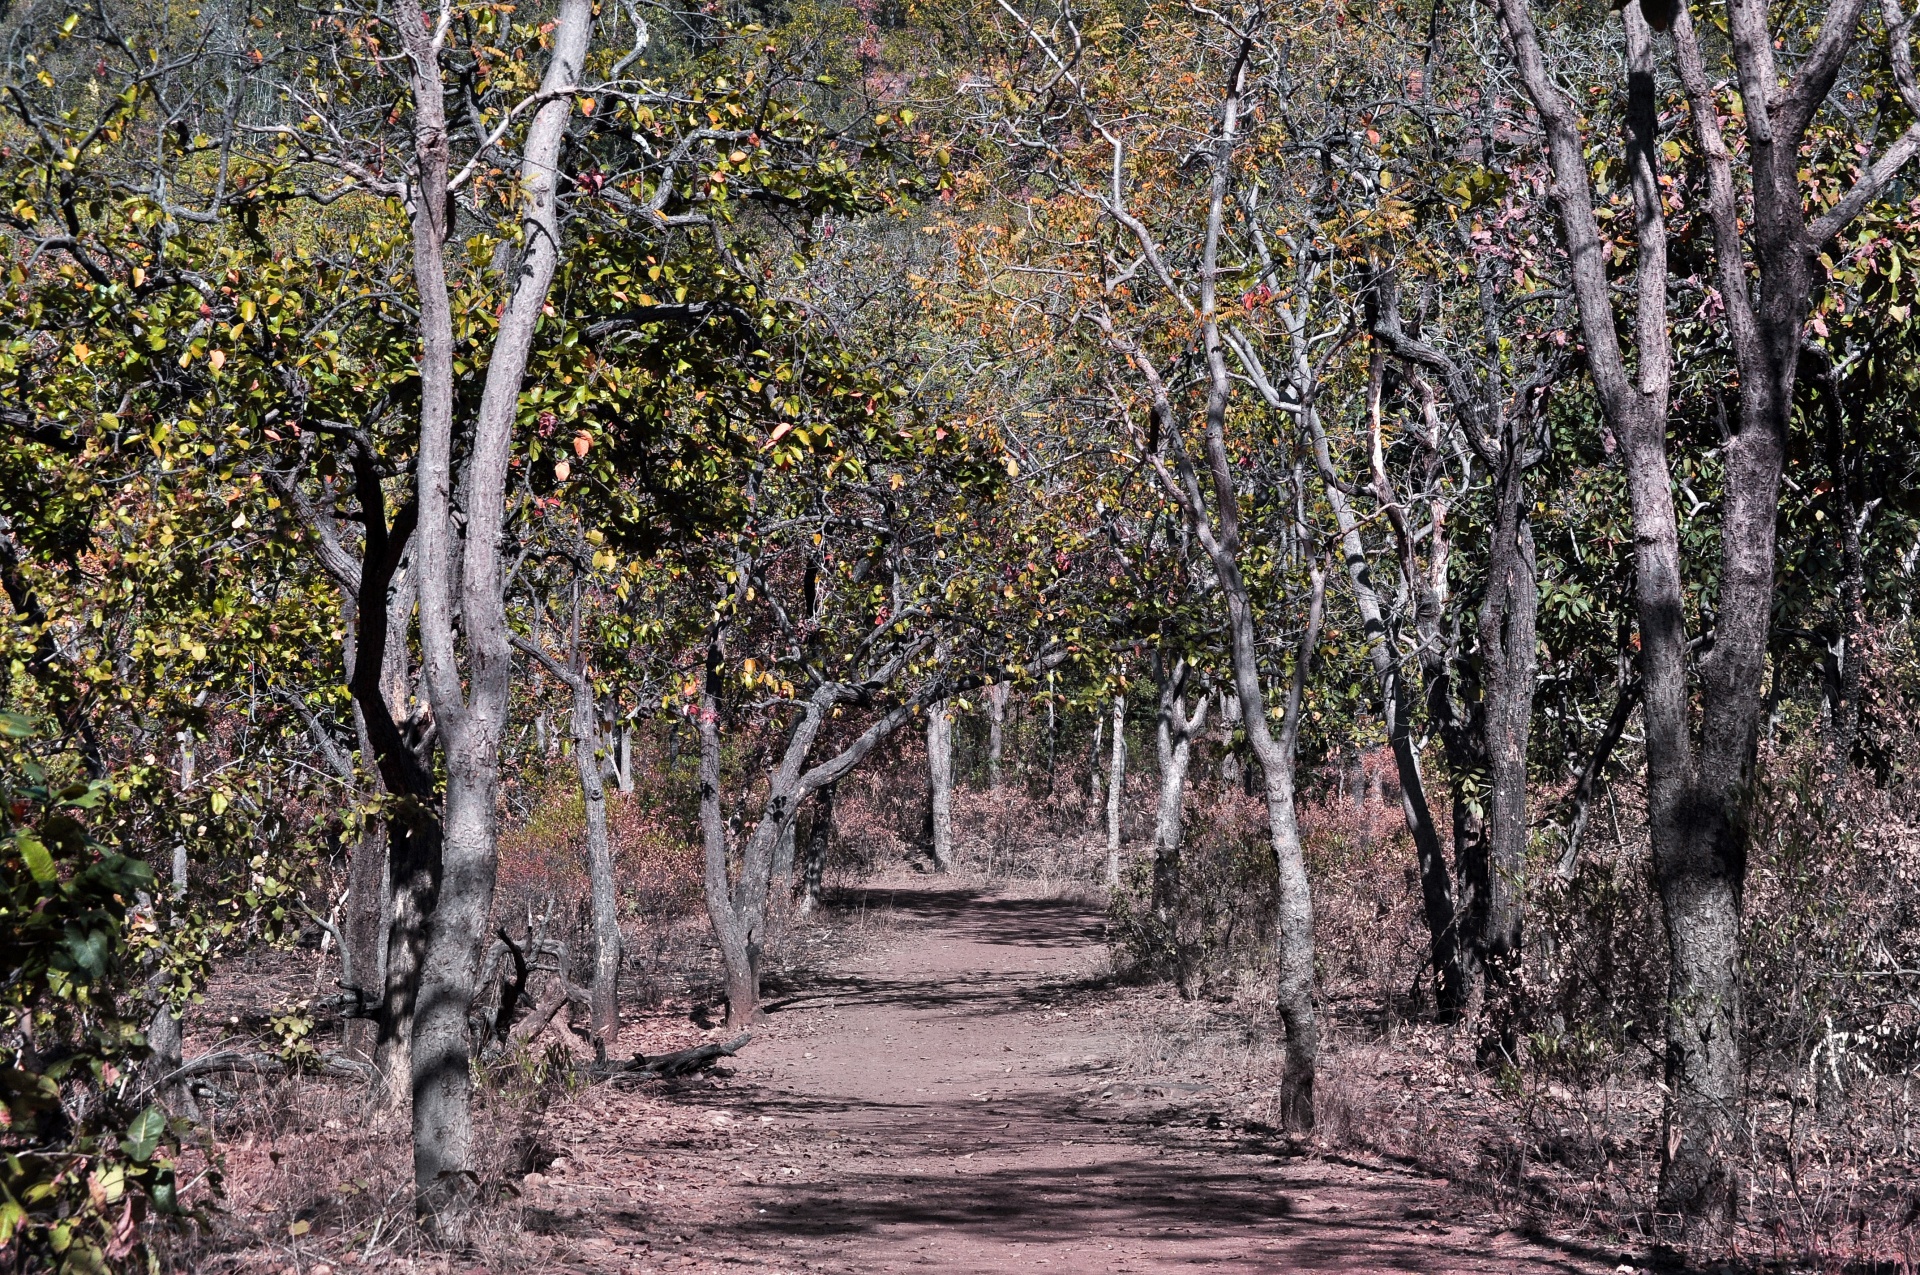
519, 885, 1615, 1273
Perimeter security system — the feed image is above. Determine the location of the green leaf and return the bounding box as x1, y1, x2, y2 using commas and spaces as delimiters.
122, 1104, 165, 1163
0, 711, 36, 738
16, 831, 56, 884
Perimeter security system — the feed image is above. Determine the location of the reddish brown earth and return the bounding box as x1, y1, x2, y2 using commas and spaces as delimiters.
517, 885, 1619, 1274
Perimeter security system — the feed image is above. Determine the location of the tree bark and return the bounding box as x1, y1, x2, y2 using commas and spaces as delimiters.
1098, 37, 1322, 1125
514, 617, 624, 1053
985, 682, 1009, 789
392, 0, 592, 1226
926, 699, 954, 871
1087, 712, 1106, 827
1488, 0, 1920, 1208
1152, 663, 1207, 919
799, 780, 836, 915
569, 675, 621, 1049
343, 569, 412, 1063
1104, 694, 1127, 886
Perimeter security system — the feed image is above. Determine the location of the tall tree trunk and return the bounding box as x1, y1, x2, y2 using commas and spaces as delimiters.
1097, 41, 1324, 1124
986, 682, 1009, 789
1489, 0, 1918, 1208
392, 0, 591, 1225
926, 699, 954, 871
568, 675, 621, 1049
1477, 491, 1538, 979
1087, 712, 1106, 828
799, 780, 836, 915
1104, 694, 1127, 886
1152, 663, 1207, 920
1044, 673, 1058, 793
515, 597, 625, 1052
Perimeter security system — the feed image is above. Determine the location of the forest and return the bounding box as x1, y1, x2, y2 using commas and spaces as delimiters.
0, 0, 1917, 1266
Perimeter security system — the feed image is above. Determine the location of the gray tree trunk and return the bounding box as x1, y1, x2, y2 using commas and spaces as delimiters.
1152, 667, 1207, 920
1490, 0, 1917, 1209
1087, 713, 1106, 829
926, 699, 954, 871
1104, 694, 1126, 885
986, 682, 1009, 789
392, 0, 592, 1226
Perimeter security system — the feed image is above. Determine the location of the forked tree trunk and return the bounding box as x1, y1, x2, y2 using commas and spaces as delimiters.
392, 0, 591, 1225
1104, 694, 1126, 885
1490, 0, 1920, 1209
699, 663, 987, 1025
926, 699, 954, 871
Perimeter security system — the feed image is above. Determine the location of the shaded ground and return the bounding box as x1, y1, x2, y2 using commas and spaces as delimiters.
517, 883, 1619, 1273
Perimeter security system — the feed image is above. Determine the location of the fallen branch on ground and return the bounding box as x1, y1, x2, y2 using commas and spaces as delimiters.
587, 1033, 754, 1081
150, 1049, 374, 1091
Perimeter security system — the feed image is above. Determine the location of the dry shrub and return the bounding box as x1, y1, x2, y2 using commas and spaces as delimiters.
495, 731, 708, 1009
949, 782, 1109, 884
1106, 753, 1423, 1010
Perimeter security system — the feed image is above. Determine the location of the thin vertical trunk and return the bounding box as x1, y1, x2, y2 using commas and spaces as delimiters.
567, 676, 621, 1049
1104, 694, 1126, 886
1087, 712, 1106, 828
697, 678, 758, 1026
1044, 674, 1058, 793
986, 682, 1009, 789
1098, 33, 1321, 1126
172, 732, 193, 897
799, 780, 836, 914
927, 699, 954, 871
1152, 666, 1207, 920
1294, 396, 1462, 1014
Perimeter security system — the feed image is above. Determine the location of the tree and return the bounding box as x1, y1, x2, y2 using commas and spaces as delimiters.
1493, 0, 1920, 1213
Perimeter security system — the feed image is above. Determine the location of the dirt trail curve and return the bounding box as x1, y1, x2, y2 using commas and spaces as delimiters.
521, 885, 1615, 1274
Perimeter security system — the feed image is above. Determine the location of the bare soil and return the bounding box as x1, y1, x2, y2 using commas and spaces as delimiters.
514, 882, 1620, 1273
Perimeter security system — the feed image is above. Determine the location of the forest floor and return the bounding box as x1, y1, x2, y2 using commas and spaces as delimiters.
504, 878, 1625, 1274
